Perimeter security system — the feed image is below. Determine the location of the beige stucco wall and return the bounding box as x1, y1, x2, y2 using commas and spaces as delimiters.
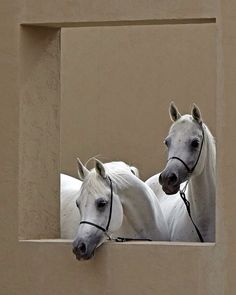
1, 0, 236, 294
19, 27, 60, 239
60, 24, 216, 180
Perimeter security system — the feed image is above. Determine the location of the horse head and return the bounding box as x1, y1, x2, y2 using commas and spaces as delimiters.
72, 158, 138, 260
159, 102, 207, 195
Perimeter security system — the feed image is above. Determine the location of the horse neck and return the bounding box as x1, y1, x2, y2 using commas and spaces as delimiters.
116, 176, 169, 241
187, 128, 216, 240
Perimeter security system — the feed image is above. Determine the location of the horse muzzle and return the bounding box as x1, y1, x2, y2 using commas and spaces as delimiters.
72, 238, 96, 261
159, 171, 181, 195
72, 232, 104, 261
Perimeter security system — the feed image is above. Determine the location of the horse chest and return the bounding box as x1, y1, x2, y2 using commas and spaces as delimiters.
162, 197, 199, 242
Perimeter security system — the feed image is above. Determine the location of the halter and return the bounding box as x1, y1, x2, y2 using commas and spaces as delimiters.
168, 122, 205, 174
79, 176, 114, 239
167, 122, 205, 242
79, 176, 152, 242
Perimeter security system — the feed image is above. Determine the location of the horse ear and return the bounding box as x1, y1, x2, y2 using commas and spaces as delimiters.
94, 159, 106, 179
169, 101, 181, 122
191, 103, 202, 124
76, 158, 89, 181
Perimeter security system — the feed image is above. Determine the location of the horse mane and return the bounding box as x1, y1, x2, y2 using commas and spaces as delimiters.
80, 162, 132, 195
203, 123, 216, 179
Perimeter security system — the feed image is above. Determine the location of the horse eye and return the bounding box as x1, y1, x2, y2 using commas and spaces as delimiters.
191, 139, 200, 148
76, 201, 80, 211
96, 199, 108, 210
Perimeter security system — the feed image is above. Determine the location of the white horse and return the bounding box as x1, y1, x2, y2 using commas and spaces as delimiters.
62, 158, 169, 260
146, 103, 216, 242
60, 174, 82, 239
60, 165, 139, 239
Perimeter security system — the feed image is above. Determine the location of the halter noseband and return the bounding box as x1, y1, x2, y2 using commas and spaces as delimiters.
167, 122, 205, 243
79, 176, 114, 237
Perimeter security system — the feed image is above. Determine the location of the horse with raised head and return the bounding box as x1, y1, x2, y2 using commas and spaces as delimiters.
61, 158, 169, 260
146, 103, 216, 242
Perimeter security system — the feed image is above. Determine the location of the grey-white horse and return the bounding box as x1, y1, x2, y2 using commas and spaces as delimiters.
146, 103, 215, 242
61, 158, 169, 260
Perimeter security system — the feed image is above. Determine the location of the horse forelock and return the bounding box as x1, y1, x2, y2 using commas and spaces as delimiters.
170, 114, 199, 131
170, 115, 215, 147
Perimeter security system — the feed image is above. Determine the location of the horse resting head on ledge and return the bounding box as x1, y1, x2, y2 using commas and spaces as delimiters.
61, 158, 169, 261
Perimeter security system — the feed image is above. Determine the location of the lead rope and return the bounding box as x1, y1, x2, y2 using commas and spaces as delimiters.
179, 181, 204, 243
114, 237, 152, 242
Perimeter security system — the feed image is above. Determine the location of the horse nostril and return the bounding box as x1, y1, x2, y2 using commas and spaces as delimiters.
72, 239, 87, 258
78, 242, 86, 255
159, 173, 163, 185
169, 173, 177, 184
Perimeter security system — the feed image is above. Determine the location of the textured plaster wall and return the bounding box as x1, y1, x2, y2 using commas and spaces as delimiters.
19, 27, 60, 239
